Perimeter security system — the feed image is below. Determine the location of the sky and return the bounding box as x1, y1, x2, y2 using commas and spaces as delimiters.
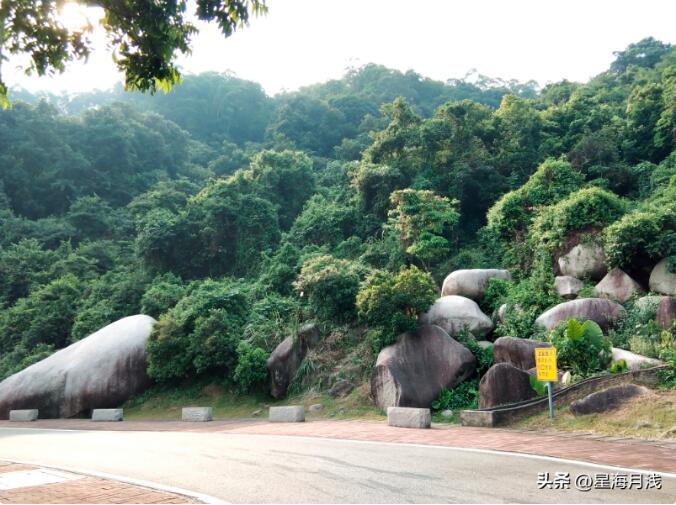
6, 0, 676, 96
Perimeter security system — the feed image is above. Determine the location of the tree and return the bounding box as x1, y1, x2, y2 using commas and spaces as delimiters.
387, 189, 459, 272
0, 0, 267, 106
356, 265, 437, 352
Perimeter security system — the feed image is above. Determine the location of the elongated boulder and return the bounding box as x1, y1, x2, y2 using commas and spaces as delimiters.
0, 315, 155, 420
558, 242, 607, 280
594, 268, 643, 303
649, 258, 676, 296
535, 298, 625, 332
570, 385, 649, 416
267, 337, 306, 399
371, 325, 475, 409
554, 276, 583, 299
493, 336, 551, 371
479, 363, 535, 409
441, 269, 511, 300
266, 322, 320, 399
611, 348, 663, 371
421, 295, 493, 337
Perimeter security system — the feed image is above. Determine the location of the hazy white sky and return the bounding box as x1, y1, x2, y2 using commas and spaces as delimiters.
6, 0, 676, 96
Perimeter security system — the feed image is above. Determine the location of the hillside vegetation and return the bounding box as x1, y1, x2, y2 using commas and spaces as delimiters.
0, 38, 674, 411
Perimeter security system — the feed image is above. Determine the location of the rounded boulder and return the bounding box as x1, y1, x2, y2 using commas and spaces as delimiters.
558, 242, 607, 280
371, 325, 476, 409
441, 269, 511, 301
478, 363, 536, 409
421, 295, 494, 337
649, 258, 676, 296
534, 298, 625, 332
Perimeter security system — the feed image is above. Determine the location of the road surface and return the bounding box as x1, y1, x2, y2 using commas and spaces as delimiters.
0, 427, 674, 503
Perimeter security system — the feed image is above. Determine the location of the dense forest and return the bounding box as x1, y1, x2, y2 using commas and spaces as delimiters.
0, 38, 674, 403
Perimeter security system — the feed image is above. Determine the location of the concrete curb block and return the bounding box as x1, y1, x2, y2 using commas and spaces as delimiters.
9, 410, 38, 422
182, 407, 213, 422
387, 407, 431, 429
269, 406, 305, 422
91, 409, 123, 422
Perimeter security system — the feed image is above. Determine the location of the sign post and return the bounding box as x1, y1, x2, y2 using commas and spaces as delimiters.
534, 347, 558, 419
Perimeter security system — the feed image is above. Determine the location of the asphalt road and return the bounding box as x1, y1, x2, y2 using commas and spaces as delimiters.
0, 428, 674, 503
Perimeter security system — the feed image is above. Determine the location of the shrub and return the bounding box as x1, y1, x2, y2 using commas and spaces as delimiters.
243, 293, 301, 352
288, 194, 358, 248
0, 343, 54, 381
657, 346, 676, 389
603, 202, 675, 270
609, 359, 628, 374
140, 273, 187, 318
454, 327, 494, 377
294, 255, 367, 322
356, 265, 437, 352
146, 279, 251, 382
0, 274, 83, 354
387, 189, 459, 271
71, 268, 150, 340
530, 187, 627, 255
431, 378, 480, 411
486, 158, 584, 242
233, 341, 269, 393
548, 319, 612, 376
483, 257, 562, 340
608, 298, 673, 357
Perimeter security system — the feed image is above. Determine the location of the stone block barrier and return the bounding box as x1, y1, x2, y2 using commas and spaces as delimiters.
91, 409, 123, 421
9, 409, 38, 422
387, 407, 431, 429
181, 407, 213, 422
269, 405, 305, 422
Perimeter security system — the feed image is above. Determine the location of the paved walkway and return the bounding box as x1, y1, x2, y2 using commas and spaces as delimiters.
1, 418, 675, 474
0, 461, 198, 504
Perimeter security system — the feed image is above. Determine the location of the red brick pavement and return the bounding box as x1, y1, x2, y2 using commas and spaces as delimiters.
0, 461, 198, 504
1, 418, 675, 474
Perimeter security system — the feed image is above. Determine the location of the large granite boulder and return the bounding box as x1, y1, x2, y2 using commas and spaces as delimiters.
266, 322, 320, 399
492, 336, 551, 371
594, 268, 643, 303
371, 325, 475, 409
0, 315, 155, 419
635, 295, 676, 330
535, 298, 625, 332
555, 276, 583, 299
570, 384, 649, 416
441, 269, 511, 300
558, 242, 607, 280
649, 258, 676, 296
478, 363, 535, 409
421, 295, 494, 337
267, 337, 305, 399
611, 348, 663, 371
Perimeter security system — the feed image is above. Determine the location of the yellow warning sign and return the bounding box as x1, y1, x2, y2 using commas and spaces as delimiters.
535, 347, 558, 382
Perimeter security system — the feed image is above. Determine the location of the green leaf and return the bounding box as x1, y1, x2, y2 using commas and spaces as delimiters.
565, 318, 584, 341
529, 375, 548, 396
581, 320, 603, 343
